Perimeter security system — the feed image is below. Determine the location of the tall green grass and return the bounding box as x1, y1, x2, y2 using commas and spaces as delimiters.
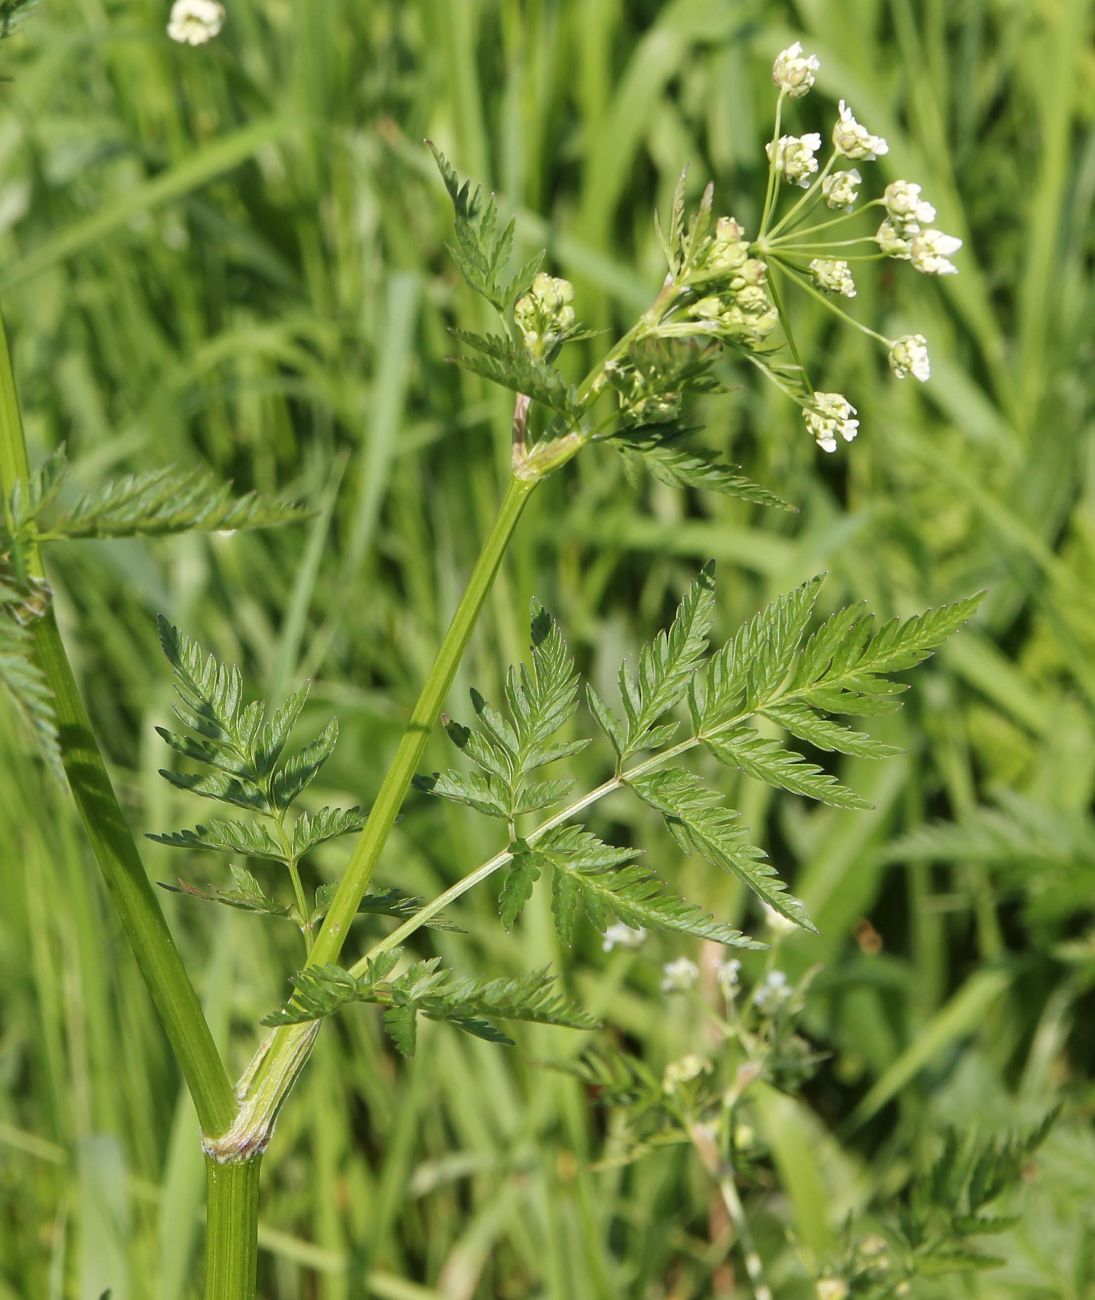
1, 1, 1093, 1296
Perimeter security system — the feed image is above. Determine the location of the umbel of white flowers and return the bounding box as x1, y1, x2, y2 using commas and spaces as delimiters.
759, 41, 963, 451
167, 0, 226, 45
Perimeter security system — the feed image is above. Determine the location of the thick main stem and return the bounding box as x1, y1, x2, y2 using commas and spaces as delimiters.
204, 1156, 263, 1300
0, 310, 236, 1139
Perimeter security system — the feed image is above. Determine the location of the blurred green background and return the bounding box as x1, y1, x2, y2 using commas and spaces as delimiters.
1, 1, 1094, 1296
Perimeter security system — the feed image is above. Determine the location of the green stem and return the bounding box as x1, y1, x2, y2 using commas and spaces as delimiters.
771, 256, 891, 345
757, 93, 785, 237
766, 151, 836, 240
0, 309, 236, 1139
307, 473, 536, 967
205, 1156, 263, 1300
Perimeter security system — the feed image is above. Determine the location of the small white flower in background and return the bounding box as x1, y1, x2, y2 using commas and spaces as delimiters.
660, 956, 699, 993
809, 257, 857, 298
167, 0, 226, 45
816, 1281, 850, 1300
754, 969, 791, 1010
766, 133, 822, 187
772, 41, 820, 98
910, 228, 963, 276
876, 218, 914, 260
803, 391, 859, 453
762, 902, 800, 936
715, 957, 742, 999
601, 922, 647, 952
662, 1053, 711, 1094
832, 99, 889, 160
821, 168, 862, 211
889, 333, 931, 382
883, 180, 936, 231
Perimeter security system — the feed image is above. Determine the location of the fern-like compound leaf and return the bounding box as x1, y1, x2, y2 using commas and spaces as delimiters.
41, 463, 306, 541
262, 953, 597, 1057
428, 143, 543, 313
417, 605, 585, 824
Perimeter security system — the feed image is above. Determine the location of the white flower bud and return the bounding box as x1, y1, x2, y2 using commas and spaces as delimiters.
704, 216, 750, 274
876, 219, 913, 259
888, 334, 930, 382
816, 1281, 850, 1300
601, 923, 647, 952
514, 273, 579, 355
883, 180, 936, 230
766, 133, 822, 187
772, 41, 820, 98
910, 228, 963, 276
660, 956, 700, 993
803, 391, 859, 453
809, 257, 857, 298
832, 100, 889, 160
167, 0, 226, 45
821, 168, 861, 211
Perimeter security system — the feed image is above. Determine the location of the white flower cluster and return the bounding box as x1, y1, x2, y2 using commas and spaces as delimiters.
809, 257, 856, 298
690, 218, 778, 343
514, 272, 577, 357
767, 132, 823, 187
715, 957, 741, 999
167, 0, 226, 45
661, 956, 699, 994
754, 969, 792, 1011
821, 168, 861, 212
803, 392, 859, 453
888, 333, 931, 382
832, 100, 889, 161
772, 41, 820, 98
876, 179, 962, 276
601, 922, 647, 952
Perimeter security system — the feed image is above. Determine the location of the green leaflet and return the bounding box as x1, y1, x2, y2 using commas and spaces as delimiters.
262, 953, 598, 1057
448, 330, 578, 415
703, 729, 872, 811
653, 170, 715, 282
416, 603, 586, 825
614, 427, 793, 512
613, 562, 716, 763
627, 768, 816, 932
515, 825, 762, 949
427, 143, 544, 315
23, 451, 307, 542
